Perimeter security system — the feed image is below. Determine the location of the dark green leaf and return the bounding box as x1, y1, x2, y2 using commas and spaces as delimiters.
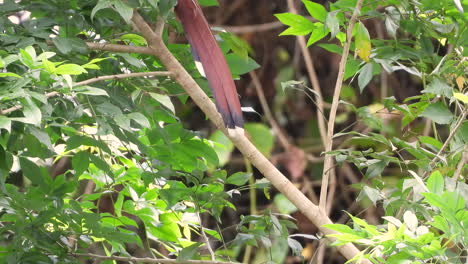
420, 102, 454, 125
226, 172, 251, 186
72, 151, 90, 176
177, 242, 202, 261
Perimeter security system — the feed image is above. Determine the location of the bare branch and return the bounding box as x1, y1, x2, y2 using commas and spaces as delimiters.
71, 253, 238, 264
321, 0, 365, 211
86, 42, 155, 55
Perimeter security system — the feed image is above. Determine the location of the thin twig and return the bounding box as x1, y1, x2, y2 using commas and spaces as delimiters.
428, 110, 467, 169
453, 145, 467, 180
0, 71, 173, 115
249, 71, 291, 150
71, 253, 238, 264
197, 212, 216, 261
321, 0, 365, 211
130, 10, 370, 263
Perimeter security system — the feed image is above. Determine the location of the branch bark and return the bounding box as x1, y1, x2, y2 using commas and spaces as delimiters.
321, 0, 365, 211
129, 10, 369, 263
71, 253, 238, 264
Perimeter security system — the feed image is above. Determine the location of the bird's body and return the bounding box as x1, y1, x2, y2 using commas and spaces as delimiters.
175, 0, 244, 128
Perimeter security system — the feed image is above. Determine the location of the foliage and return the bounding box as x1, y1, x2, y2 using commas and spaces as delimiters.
276, 0, 467, 263
0, 0, 467, 263
0, 0, 275, 263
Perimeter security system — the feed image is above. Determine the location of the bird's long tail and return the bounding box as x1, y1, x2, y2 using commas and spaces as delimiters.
175, 0, 244, 128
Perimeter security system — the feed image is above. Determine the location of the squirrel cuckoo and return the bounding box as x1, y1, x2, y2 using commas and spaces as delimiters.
175, 0, 244, 128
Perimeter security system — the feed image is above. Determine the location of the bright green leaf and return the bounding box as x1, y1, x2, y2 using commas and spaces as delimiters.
245, 123, 274, 158
454, 92, 468, 104
426, 171, 444, 195
302, 0, 327, 22
55, 64, 87, 75
226, 172, 252, 186
355, 22, 371, 62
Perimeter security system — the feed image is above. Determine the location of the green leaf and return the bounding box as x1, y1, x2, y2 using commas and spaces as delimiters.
66, 135, 112, 154
275, 13, 314, 36
0, 116, 11, 132
344, 58, 360, 80
91, 0, 113, 20
454, 92, 468, 104
10, 97, 42, 126
225, 53, 260, 76
19, 48, 34, 68
420, 102, 454, 125
209, 130, 234, 166
52, 37, 73, 54
322, 223, 356, 235
358, 62, 373, 92
318, 43, 342, 54
426, 171, 444, 195
366, 159, 389, 178
245, 123, 274, 158
198, 0, 219, 6
418, 136, 442, 150
226, 172, 251, 186
41, 58, 56, 73
128, 112, 151, 128
55, 64, 87, 75
72, 151, 90, 176
274, 193, 298, 214
355, 22, 371, 62
362, 186, 382, 206
74, 86, 109, 96
113, 0, 133, 23
19, 157, 49, 189
422, 78, 453, 98
120, 34, 147, 46
149, 93, 175, 114
302, 0, 327, 22
177, 243, 202, 261
0, 72, 21, 78
325, 11, 340, 38
307, 22, 329, 46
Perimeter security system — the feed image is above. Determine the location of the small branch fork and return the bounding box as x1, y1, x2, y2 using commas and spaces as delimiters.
125, 10, 369, 263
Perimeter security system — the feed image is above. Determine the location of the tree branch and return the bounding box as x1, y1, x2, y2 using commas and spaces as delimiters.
86, 42, 155, 55
0, 71, 173, 115
130, 10, 369, 264
71, 253, 238, 264
321, 0, 365, 211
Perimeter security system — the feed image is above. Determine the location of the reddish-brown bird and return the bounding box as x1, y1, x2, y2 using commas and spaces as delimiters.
175, 0, 244, 128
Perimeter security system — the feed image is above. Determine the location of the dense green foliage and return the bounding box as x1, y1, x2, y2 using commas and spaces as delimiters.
277, 0, 468, 263
0, 0, 467, 263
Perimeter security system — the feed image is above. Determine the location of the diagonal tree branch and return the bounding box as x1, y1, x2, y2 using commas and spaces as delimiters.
129, 10, 369, 263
